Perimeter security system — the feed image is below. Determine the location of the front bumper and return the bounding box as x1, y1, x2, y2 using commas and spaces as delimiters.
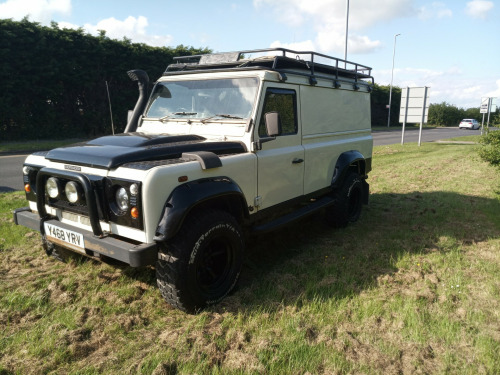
14, 207, 157, 267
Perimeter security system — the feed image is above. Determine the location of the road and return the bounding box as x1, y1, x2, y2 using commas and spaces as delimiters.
373, 126, 481, 146
0, 153, 27, 193
0, 127, 483, 193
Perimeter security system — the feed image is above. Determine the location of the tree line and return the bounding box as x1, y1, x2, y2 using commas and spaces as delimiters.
1, 19, 496, 141
370, 85, 498, 127
0, 18, 209, 141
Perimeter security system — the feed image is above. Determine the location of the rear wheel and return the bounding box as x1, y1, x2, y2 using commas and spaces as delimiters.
326, 172, 364, 228
156, 210, 244, 313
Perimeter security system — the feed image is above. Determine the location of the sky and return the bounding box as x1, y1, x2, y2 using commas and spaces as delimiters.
1, 0, 499, 109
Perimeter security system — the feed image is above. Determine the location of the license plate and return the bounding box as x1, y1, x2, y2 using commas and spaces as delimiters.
44, 222, 85, 253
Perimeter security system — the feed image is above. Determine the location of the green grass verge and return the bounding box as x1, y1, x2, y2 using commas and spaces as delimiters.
1, 142, 500, 374
446, 135, 481, 142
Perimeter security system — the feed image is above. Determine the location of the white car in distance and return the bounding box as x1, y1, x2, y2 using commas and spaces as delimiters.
459, 119, 480, 130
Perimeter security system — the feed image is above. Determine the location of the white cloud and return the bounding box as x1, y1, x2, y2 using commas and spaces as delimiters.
254, 0, 412, 55
0, 0, 172, 47
376, 66, 498, 108
418, 2, 453, 20
269, 40, 316, 52
465, 0, 494, 19
0, 0, 70, 23
485, 79, 500, 99
57, 20, 78, 29
81, 16, 173, 47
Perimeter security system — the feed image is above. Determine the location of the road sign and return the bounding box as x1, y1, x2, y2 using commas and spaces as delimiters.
399, 87, 430, 123
400, 87, 431, 146
480, 97, 489, 114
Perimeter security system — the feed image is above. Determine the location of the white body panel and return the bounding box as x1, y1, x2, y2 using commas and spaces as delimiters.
300, 84, 372, 194
141, 153, 257, 242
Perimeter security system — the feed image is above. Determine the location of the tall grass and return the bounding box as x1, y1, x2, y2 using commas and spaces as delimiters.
1, 142, 500, 374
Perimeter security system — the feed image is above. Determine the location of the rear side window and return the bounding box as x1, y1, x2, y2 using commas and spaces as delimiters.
258, 88, 297, 137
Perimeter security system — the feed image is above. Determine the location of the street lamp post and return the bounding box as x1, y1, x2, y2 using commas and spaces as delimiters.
387, 33, 400, 127
344, 0, 349, 65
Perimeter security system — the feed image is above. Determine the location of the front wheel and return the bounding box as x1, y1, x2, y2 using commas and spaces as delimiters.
156, 210, 244, 313
326, 172, 364, 228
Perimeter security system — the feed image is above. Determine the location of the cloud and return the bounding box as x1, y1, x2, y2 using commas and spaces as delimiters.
418, 2, 453, 20
376, 66, 498, 109
0, 0, 172, 47
269, 40, 317, 53
254, 0, 412, 55
56, 16, 173, 47
0, 0, 71, 23
465, 0, 494, 19
485, 79, 500, 99
80, 16, 172, 46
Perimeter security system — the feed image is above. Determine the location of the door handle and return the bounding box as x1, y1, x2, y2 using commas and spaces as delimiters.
292, 158, 304, 164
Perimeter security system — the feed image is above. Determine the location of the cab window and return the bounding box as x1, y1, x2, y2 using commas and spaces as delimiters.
258, 88, 297, 137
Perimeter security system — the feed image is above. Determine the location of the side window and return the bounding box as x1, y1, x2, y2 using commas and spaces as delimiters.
258, 88, 297, 137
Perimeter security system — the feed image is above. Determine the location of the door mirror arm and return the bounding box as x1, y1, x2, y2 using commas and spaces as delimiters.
253, 136, 276, 151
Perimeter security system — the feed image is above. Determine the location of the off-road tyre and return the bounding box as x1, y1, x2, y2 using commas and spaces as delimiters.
326, 172, 364, 228
156, 210, 244, 313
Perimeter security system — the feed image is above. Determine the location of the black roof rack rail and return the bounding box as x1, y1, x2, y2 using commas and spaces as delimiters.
164, 48, 374, 86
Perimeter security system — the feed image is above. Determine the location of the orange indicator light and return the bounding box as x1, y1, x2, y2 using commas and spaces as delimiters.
24, 184, 31, 193
130, 207, 139, 219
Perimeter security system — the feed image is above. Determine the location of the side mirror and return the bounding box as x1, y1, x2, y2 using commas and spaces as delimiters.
264, 111, 282, 137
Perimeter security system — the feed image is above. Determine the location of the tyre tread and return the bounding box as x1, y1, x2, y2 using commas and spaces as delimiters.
156, 210, 242, 313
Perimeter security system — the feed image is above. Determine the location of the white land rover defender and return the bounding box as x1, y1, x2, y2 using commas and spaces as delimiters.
14, 48, 373, 312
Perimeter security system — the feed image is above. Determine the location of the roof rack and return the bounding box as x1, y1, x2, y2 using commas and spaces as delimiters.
164, 48, 374, 89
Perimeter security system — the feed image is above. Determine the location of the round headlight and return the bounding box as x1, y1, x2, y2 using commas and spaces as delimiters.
46, 177, 60, 198
65, 181, 80, 203
115, 187, 129, 211
130, 183, 139, 196
23, 166, 31, 175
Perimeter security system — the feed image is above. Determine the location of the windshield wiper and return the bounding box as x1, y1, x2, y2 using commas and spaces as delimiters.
200, 114, 244, 123
173, 111, 197, 116
157, 112, 197, 122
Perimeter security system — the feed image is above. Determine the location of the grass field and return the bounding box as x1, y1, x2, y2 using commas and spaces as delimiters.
1, 141, 500, 374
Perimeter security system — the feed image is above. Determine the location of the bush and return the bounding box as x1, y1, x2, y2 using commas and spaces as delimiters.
478, 130, 500, 167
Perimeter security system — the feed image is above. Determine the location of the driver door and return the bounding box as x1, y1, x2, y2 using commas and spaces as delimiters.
255, 85, 304, 210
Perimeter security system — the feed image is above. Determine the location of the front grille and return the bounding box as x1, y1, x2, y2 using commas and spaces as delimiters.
50, 197, 89, 215
36, 168, 104, 236
35, 167, 143, 234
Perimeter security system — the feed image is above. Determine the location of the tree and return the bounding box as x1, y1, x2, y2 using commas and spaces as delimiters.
427, 102, 463, 126
0, 18, 210, 140
370, 83, 401, 127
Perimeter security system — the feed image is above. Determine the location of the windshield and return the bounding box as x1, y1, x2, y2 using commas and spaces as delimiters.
144, 77, 259, 121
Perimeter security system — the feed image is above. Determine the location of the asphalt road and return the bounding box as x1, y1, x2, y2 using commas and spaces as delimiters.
373, 126, 482, 146
0, 153, 27, 193
0, 127, 483, 193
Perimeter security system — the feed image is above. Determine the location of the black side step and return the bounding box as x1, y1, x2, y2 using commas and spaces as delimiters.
252, 195, 335, 234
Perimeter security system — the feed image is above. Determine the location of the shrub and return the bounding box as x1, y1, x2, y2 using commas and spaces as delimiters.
478, 130, 500, 167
